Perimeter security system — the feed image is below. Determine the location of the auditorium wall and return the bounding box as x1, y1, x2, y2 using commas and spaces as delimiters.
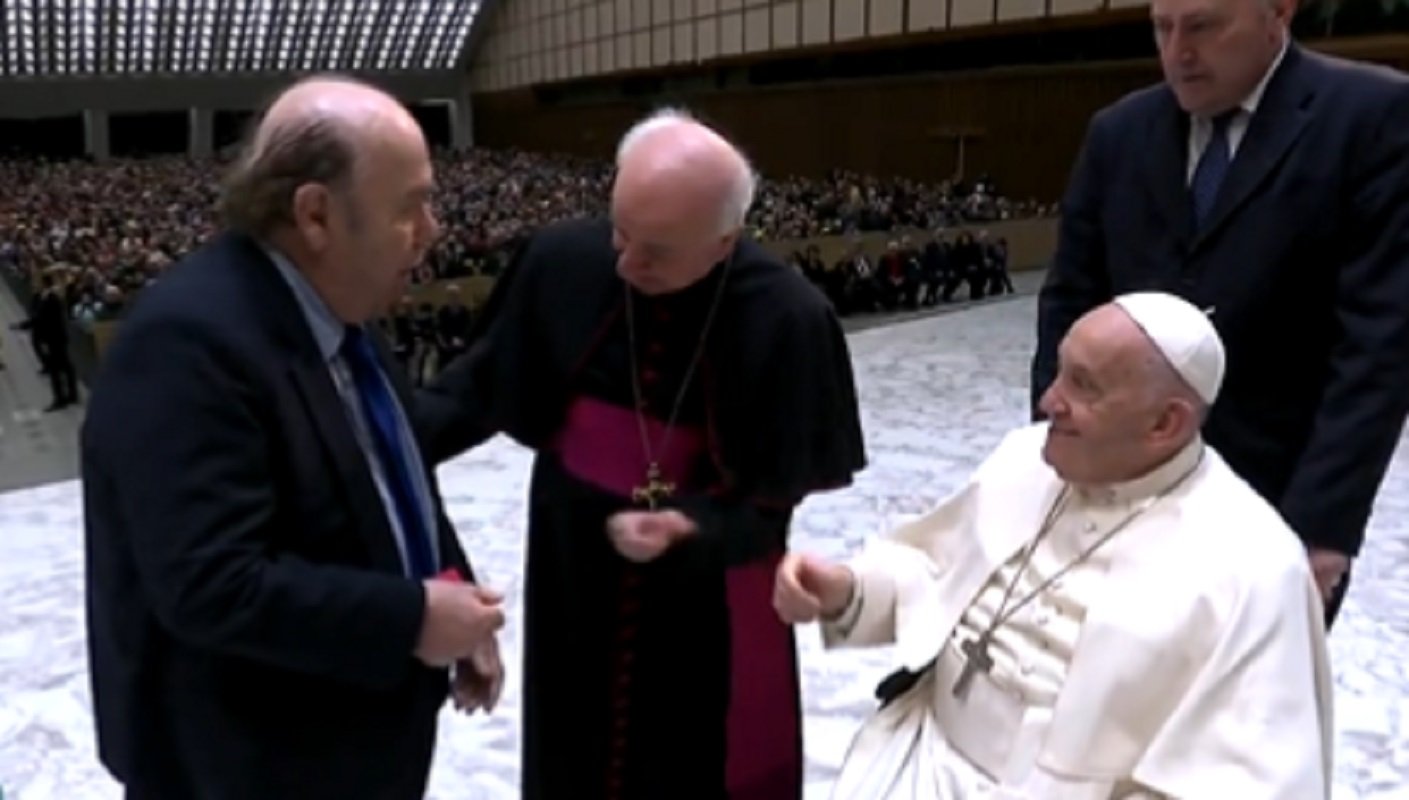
473, 58, 1158, 203
468, 0, 1150, 91
469, 33, 1409, 203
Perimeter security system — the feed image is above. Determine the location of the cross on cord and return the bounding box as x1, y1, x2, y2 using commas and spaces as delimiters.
631, 462, 676, 510
952, 635, 996, 700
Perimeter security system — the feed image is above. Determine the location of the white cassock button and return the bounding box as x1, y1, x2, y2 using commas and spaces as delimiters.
1084, 521, 1098, 534
1020, 662, 1034, 676
1035, 610, 1051, 626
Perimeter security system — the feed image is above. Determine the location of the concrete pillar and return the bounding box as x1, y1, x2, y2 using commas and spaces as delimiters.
189, 107, 214, 159
450, 97, 474, 150
84, 109, 110, 161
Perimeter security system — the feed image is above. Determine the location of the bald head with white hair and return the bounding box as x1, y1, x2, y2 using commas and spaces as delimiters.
610, 108, 757, 295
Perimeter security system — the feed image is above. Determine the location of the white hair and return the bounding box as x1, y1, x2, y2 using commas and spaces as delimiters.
615, 106, 758, 235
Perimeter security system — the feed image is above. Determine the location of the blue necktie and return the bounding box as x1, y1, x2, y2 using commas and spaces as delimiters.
1191, 112, 1236, 227
341, 325, 437, 579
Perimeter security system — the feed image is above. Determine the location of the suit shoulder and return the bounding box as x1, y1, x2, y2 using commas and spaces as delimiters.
101, 236, 275, 369
1305, 48, 1409, 99
525, 217, 612, 255
731, 238, 836, 321
123, 235, 263, 321
1091, 83, 1172, 132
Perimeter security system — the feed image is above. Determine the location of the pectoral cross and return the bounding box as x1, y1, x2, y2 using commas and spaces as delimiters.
631, 462, 675, 510
951, 635, 995, 700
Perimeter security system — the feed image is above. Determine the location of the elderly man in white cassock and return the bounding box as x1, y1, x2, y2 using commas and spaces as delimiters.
775, 292, 1334, 799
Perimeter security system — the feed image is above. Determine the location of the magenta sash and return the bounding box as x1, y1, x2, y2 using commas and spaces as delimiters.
551, 395, 801, 797
552, 396, 706, 497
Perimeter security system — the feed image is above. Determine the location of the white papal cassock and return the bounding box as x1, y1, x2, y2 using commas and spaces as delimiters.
822, 423, 1333, 800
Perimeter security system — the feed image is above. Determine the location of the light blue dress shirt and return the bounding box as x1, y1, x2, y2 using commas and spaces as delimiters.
264, 245, 441, 576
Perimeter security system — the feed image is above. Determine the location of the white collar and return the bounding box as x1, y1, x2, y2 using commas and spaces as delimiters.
1207, 33, 1289, 124
1076, 436, 1205, 508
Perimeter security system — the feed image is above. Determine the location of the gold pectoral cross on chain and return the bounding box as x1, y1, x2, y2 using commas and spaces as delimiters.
631, 462, 676, 510
951, 634, 996, 700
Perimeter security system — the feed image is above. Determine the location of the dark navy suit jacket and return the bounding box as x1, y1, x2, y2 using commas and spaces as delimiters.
81, 231, 473, 799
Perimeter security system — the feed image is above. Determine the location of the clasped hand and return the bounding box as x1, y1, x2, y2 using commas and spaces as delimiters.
1307, 547, 1351, 604
606, 510, 697, 563
415, 579, 505, 714
772, 551, 855, 624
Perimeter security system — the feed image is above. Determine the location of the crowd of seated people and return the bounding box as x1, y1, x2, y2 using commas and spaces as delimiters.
796, 229, 1015, 316
752, 171, 1047, 240
0, 148, 1045, 383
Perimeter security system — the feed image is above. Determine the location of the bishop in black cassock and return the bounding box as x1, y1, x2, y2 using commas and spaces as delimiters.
418, 210, 865, 798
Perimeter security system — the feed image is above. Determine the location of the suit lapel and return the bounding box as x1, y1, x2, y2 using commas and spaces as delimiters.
288, 355, 408, 574
1145, 91, 1196, 249
242, 257, 403, 576
1193, 46, 1315, 250
230, 233, 411, 574
372, 325, 468, 573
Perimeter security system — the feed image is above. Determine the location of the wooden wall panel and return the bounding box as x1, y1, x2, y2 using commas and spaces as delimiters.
616, 34, 633, 69
600, 37, 617, 71
802, 0, 831, 44
600, 1, 617, 36
745, 6, 771, 52
473, 59, 1164, 202
951, 0, 995, 27
913, 0, 946, 30
675, 21, 695, 62
654, 26, 672, 65
774, 2, 799, 49
698, 15, 720, 58
999, 0, 1047, 22
721, 11, 745, 55
1051, 0, 1104, 14
835, 0, 866, 40
872, 0, 905, 37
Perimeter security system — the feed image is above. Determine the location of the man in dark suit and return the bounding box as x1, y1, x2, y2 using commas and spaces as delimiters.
1031, 0, 1409, 625
434, 283, 473, 372
14, 272, 79, 410
81, 76, 505, 799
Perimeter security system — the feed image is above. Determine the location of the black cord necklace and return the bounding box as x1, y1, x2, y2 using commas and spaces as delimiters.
623, 258, 732, 509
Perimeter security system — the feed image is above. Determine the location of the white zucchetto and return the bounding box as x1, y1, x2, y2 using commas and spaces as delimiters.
1114, 291, 1226, 405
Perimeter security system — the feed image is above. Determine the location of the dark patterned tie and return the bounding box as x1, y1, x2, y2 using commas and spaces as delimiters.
1191, 111, 1237, 227
341, 325, 437, 578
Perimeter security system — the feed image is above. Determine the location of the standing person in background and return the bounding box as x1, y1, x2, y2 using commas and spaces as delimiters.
1031, 0, 1409, 625
13, 272, 78, 410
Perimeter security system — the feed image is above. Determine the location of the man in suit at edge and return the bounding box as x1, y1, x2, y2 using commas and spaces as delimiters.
81, 76, 506, 799
1031, 0, 1409, 625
